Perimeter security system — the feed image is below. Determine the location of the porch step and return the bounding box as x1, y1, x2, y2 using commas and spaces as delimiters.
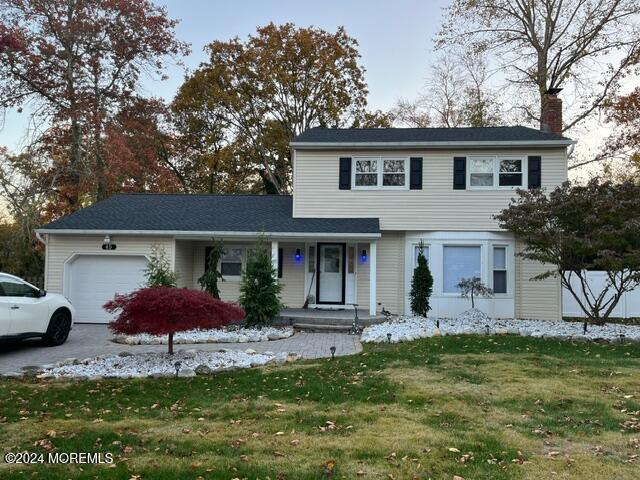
275, 316, 384, 327
292, 323, 354, 332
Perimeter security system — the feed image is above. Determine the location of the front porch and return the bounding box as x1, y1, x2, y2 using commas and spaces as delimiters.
174, 235, 380, 315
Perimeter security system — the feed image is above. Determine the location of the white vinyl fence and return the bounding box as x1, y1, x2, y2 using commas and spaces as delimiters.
563, 271, 640, 318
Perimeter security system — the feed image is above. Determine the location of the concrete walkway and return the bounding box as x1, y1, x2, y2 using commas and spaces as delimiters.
0, 324, 362, 374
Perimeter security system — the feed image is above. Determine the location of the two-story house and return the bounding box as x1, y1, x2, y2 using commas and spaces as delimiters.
36, 93, 573, 324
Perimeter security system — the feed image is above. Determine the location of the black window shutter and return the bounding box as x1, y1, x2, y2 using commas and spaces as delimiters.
409, 157, 423, 190
339, 157, 351, 190
528, 156, 541, 188
204, 247, 212, 272
277, 247, 283, 278
453, 157, 466, 190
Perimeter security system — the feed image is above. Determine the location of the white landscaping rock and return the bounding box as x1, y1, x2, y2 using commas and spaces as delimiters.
112, 326, 294, 345
36, 349, 294, 379
361, 308, 640, 344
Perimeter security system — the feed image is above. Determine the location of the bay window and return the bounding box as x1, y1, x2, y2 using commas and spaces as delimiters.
493, 246, 507, 293
353, 157, 407, 189
443, 245, 481, 293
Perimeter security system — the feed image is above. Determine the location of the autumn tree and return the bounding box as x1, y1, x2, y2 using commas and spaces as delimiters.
172, 23, 368, 194
436, 0, 640, 135
393, 51, 502, 128
105, 287, 246, 354
593, 87, 640, 178
496, 178, 640, 325
0, 0, 189, 212
0, 148, 50, 277
105, 97, 184, 194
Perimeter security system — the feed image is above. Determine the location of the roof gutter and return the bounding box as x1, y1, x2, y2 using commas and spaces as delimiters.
34, 228, 382, 240
290, 139, 576, 149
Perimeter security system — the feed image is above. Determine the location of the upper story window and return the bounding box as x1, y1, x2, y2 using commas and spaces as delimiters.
353, 157, 408, 189
468, 156, 526, 189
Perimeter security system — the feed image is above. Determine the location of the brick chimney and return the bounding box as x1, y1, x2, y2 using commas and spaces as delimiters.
540, 88, 563, 135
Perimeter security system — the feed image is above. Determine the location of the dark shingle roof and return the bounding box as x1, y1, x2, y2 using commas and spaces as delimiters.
292, 126, 571, 144
40, 194, 380, 235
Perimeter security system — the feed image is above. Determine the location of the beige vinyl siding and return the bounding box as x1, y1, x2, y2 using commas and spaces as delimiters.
515, 241, 562, 321
376, 232, 405, 314
192, 241, 304, 306
174, 240, 194, 288
293, 148, 568, 231
356, 242, 369, 310
45, 235, 173, 294
354, 233, 405, 314
278, 243, 306, 308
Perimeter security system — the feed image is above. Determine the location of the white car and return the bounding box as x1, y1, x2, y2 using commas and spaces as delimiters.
0, 273, 74, 346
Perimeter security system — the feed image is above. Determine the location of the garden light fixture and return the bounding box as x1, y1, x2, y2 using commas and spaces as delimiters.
174, 361, 182, 377
330, 346, 336, 359
387, 333, 392, 344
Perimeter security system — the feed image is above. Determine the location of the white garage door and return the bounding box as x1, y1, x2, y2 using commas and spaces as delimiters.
68, 255, 148, 323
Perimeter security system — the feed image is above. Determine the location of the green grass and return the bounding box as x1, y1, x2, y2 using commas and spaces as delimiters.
1, 335, 640, 479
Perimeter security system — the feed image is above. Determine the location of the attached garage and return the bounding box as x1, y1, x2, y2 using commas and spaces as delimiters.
66, 255, 148, 323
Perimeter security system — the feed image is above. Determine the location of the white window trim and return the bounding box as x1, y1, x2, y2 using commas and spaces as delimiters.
352, 156, 409, 190
441, 243, 483, 295
467, 155, 527, 190
491, 244, 509, 296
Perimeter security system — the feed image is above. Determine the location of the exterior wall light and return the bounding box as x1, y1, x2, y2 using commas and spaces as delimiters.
102, 235, 116, 250
295, 248, 302, 262
360, 249, 367, 262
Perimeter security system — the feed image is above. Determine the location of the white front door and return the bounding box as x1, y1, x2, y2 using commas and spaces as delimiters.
67, 255, 148, 323
318, 244, 344, 304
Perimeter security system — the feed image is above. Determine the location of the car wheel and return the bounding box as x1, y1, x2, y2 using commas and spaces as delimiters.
43, 310, 71, 346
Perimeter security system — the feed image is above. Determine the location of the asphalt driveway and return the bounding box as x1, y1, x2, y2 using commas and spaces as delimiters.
0, 324, 362, 375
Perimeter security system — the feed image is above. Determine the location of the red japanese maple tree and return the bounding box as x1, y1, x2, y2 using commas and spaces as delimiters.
104, 287, 245, 354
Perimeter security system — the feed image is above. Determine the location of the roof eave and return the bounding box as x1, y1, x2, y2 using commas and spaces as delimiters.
35, 228, 382, 240
290, 139, 576, 149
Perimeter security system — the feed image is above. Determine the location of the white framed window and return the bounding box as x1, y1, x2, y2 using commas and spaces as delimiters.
468, 156, 526, 189
220, 247, 243, 277
498, 158, 523, 187
443, 245, 481, 293
353, 157, 408, 189
469, 157, 494, 187
492, 246, 507, 294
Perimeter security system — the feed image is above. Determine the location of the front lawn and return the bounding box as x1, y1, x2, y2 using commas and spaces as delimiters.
1, 336, 639, 479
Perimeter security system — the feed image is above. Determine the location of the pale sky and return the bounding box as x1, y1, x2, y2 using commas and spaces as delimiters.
0, 0, 618, 178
